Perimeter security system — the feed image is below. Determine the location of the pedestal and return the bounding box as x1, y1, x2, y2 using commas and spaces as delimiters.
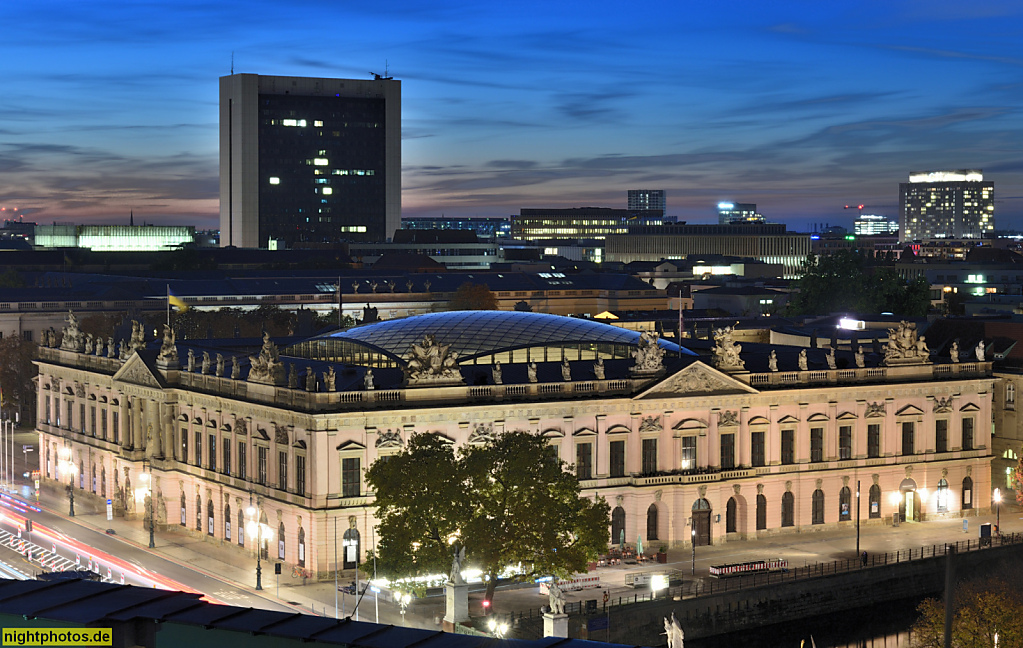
543, 612, 568, 638
442, 580, 469, 631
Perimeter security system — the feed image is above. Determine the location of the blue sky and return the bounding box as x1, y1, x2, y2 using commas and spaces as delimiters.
1, 0, 1021, 232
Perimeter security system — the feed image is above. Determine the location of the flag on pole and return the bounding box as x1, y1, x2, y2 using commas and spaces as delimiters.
168, 289, 189, 312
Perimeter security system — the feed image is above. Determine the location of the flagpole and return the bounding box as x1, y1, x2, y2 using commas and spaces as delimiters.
166, 284, 170, 327
678, 288, 684, 356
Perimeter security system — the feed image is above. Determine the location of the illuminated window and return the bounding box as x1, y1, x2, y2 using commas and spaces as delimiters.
322, 188, 332, 195
281, 119, 307, 127
269, 177, 280, 185
313, 158, 329, 166
314, 120, 323, 126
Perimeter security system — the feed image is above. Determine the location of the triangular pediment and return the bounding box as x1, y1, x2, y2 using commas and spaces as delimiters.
637, 361, 758, 399
837, 411, 858, 421
777, 415, 800, 424
112, 354, 164, 389
959, 402, 981, 412
336, 440, 366, 452
896, 404, 925, 417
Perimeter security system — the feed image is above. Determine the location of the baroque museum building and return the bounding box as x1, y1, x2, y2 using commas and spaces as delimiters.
36, 310, 995, 576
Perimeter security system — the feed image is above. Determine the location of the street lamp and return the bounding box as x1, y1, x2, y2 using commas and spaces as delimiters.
487, 618, 508, 639
245, 499, 274, 591
57, 446, 77, 516
994, 488, 1001, 536
135, 464, 154, 548
396, 591, 412, 626
889, 491, 902, 527
690, 525, 696, 575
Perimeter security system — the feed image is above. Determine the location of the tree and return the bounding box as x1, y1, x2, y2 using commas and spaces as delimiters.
787, 250, 930, 316
0, 336, 37, 425
366, 431, 610, 602
171, 305, 297, 339
448, 282, 498, 311
1014, 454, 1023, 506
912, 578, 1023, 647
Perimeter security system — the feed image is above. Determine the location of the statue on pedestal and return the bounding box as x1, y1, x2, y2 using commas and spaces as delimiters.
548, 580, 566, 615
594, 357, 605, 380
768, 350, 778, 372
632, 330, 666, 375
492, 361, 503, 385
449, 546, 466, 585
711, 327, 745, 372
798, 349, 808, 371
950, 341, 960, 363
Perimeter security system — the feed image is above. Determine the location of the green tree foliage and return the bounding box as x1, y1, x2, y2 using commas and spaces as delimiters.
366, 431, 610, 602
0, 336, 37, 425
787, 250, 930, 316
1014, 455, 1023, 506
0, 269, 26, 288
912, 578, 1023, 647
312, 309, 357, 331
448, 282, 498, 311
172, 305, 296, 339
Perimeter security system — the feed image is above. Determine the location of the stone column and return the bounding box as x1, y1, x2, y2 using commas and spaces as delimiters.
442, 580, 469, 631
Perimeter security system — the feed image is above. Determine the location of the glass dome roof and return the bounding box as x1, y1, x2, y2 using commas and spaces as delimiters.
309, 310, 689, 363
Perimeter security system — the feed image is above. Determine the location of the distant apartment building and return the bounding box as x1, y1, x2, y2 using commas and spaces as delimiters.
605, 223, 811, 279
220, 73, 401, 248
854, 214, 899, 236
511, 207, 662, 241
34, 225, 195, 252
717, 202, 764, 225
627, 190, 666, 213
899, 170, 994, 243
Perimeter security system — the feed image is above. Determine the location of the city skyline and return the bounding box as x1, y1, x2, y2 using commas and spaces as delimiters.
1, 0, 1021, 233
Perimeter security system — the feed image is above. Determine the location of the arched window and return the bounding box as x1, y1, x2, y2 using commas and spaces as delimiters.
224, 504, 232, 541
781, 492, 794, 527
278, 522, 286, 561
869, 485, 881, 519
962, 476, 973, 510
756, 494, 767, 530
839, 487, 851, 521
726, 497, 737, 533
812, 489, 825, 524
207, 499, 215, 536
342, 527, 360, 570
646, 504, 659, 541
260, 511, 269, 559
195, 495, 202, 531
100, 467, 106, 498
180, 493, 186, 526
936, 479, 949, 513
611, 507, 626, 546
298, 527, 306, 568
79, 461, 85, 489
237, 508, 245, 546
91, 464, 97, 493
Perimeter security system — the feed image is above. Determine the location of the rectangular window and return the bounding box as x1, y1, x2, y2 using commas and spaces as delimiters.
257, 446, 268, 485
901, 421, 915, 456
810, 428, 824, 463
935, 419, 948, 453
839, 426, 852, 460
576, 443, 593, 480
66, 400, 74, 430
681, 436, 697, 469
868, 424, 880, 458
209, 434, 217, 470
720, 433, 735, 469
609, 440, 625, 477
45, 396, 51, 425
238, 442, 247, 481
751, 431, 765, 467
112, 411, 119, 444
342, 457, 360, 497
642, 438, 657, 474
223, 439, 231, 476
101, 410, 108, 439
195, 432, 203, 467
781, 429, 795, 465
962, 418, 974, 451
296, 455, 306, 496
79, 404, 85, 433
90, 407, 96, 436
279, 451, 288, 491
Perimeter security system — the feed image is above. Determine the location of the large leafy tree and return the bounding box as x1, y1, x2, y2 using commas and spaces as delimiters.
912, 578, 1023, 647
448, 282, 498, 311
787, 250, 930, 316
366, 431, 610, 602
0, 336, 37, 425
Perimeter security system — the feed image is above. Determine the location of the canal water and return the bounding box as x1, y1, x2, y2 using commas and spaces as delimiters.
685, 596, 923, 648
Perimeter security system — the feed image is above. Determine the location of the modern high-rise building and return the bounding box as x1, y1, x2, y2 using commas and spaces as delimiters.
898, 170, 994, 243
717, 202, 764, 224
853, 214, 899, 236
220, 73, 401, 248
628, 190, 666, 213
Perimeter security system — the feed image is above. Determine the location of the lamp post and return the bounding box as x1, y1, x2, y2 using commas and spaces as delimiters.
57, 446, 76, 516
135, 462, 154, 548
396, 591, 412, 626
487, 618, 508, 639
856, 480, 861, 561
246, 497, 274, 591
993, 488, 1001, 535
690, 524, 696, 575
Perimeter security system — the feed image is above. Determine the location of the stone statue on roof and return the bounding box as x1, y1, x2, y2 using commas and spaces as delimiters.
798, 349, 808, 371
405, 334, 463, 386
157, 325, 178, 365
768, 350, 778, 373
826, 348, 837, 370
631, 330, 666, 376
561, 357, 571, 381
248, 332, 286, 385
854, 346, 865, 368
492, 361, 503, 385
711, 327, 745, 372
527, 362, 538, 383
882, 321, 931, 366
976, 341, 986, 362
60, 310, 85, 352
950, 341, 960, 363
594, 357, 605, 380
323, 366, 336, 391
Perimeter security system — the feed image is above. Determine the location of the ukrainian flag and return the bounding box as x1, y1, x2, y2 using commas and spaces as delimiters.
168, 289, 189, 312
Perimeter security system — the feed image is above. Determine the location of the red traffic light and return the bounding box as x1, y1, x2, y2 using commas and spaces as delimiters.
482, 599, 490, 607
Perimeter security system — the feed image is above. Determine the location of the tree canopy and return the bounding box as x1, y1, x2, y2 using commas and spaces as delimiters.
366, 431, 610, 601
787, 250, 930, 316
448, 282, 498, 311
0, 336, 37, 425
912, 577, 1023, 647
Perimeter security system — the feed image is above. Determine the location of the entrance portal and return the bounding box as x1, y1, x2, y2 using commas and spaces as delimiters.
692, 498, 712, 546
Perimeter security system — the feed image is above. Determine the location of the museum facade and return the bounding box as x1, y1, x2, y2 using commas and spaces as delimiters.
35, 311, 995, 577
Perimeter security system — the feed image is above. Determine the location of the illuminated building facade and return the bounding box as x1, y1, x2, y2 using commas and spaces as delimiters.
34, 225, 195, 252
717, 202, 763, 225
628, 190, 666, 213
512, 208, 661, 241
36, 311, 995, 578
899, 170, 994, 243
220, 73, 401, 248
854, 214, 899, 236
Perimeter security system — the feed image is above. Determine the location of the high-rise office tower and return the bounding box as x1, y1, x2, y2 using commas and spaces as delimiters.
717, 202, 763, 224
898, 170, 994, 243
220, 73, 401, 248
628, 190, 666, 213
853, 214, 899, 236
